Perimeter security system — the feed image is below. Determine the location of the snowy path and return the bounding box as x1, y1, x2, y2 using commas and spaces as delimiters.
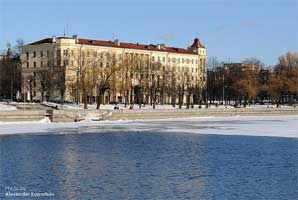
0, 115, 297, 138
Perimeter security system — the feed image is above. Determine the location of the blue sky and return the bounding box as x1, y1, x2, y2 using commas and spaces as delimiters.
0, 0, 297, 65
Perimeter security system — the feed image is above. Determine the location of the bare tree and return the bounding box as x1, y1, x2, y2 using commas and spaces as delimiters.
95, 53, 120, 109
207, 56, 220, 69
0, 41, 22, 100
69, 46, 99, 109
243, 57, 264, 67
35, 69, 50, 102
268, 52, 298, 107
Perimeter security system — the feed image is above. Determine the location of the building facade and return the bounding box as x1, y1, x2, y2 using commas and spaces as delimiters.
21, 35, 207, 104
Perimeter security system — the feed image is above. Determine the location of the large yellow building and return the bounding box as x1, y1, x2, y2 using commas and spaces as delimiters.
21, 35, 207, 105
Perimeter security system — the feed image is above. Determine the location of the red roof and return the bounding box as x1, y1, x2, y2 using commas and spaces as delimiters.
28, 37, 205, 55
190, 38, 205, 48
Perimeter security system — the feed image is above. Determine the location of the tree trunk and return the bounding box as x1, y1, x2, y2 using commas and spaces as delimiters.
179, 94, 182, 109
83, 89, 87, 109
124, 90, 128, 107
171, 94, 176, 107
96, 95, 102, 109
276, 99, 280, 108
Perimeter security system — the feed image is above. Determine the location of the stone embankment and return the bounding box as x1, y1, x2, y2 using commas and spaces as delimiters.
0, 108, 297, 122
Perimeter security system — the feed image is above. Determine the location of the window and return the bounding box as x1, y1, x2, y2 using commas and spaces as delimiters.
33, 62, 36, 68
63, 60, 69, 66
152, 56, 155, 61
47, 50, 50, 57
63, 49, 68, 56
162, 57, 165, 62
178, 58, 180, 63
192, 68, 194, 73
33, 91, 36, 97
26, 62, 29, 68
40, 51, 43, 57
196, 68, 198, 73
100, 62, 103, 68
33, 51, 36, 57
33, 81, 36, 87
40, 61, 43, 67
192, 59, 194, 64
106, 52, 110, 59
57, 49, 61, 56
26, 52, 29, 60
182, 58, 184, 63
106, 62, 110, 68
33, 72, 36, 77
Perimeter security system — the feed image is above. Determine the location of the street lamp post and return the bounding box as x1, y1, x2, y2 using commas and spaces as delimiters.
222, 74, 225, 105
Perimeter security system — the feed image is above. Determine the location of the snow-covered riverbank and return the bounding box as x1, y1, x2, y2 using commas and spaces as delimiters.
0, 115, 297, 138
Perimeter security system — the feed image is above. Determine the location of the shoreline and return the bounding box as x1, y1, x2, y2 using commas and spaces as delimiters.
0, 107, 297, 122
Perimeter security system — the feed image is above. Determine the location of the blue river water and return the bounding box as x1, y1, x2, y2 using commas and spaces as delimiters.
0, 131, 297, 199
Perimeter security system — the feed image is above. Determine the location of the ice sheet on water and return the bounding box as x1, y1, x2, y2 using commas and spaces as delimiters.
0, 115, 297, 138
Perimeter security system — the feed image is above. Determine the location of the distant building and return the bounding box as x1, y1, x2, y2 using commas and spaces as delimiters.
21, 35, 207, 104
223, 63, 261, 72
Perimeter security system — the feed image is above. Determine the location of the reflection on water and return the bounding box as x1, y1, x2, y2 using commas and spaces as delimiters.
0, 131, 297, 199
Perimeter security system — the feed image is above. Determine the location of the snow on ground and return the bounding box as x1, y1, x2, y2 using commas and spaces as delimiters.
0, 115, 297, 138
41, 102, 295, 110
0, 103, 17, 111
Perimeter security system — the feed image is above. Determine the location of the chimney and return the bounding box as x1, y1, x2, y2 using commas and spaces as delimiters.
157, 44, 165, 50
114, 39, 120, 46
52, 35, 56, 43
72, 35, 79, 43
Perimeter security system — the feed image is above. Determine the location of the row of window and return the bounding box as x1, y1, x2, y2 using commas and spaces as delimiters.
26, 51, 50, 59
199, 49, 206, 54
25, 59, 206, 73
26, 50, 206, 66
152, 56, 205, 65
